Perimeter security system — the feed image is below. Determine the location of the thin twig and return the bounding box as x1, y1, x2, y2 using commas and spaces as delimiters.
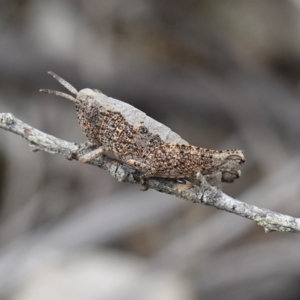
1, 112, 300, 233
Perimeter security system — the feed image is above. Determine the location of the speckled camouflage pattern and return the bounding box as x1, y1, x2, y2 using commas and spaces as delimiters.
41, 72, 245, 190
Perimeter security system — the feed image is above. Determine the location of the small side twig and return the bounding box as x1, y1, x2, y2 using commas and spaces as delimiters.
1, 112, 300, 234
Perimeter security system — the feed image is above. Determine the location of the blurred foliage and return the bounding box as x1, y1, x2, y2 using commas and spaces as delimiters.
1, 1, 300, 299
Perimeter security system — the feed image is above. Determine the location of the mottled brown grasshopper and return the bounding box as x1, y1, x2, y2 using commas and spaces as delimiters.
40, 72, 244, 190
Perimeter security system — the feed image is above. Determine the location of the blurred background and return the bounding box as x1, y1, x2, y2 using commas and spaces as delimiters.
1, 0, 300, 299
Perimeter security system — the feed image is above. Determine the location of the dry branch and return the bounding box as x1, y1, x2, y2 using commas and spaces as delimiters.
1, 112, 300, 233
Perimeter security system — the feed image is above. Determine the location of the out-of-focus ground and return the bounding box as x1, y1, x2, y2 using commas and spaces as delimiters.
1, 0, 300, 299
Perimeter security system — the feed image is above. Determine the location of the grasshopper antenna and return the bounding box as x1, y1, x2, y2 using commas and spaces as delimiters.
39, 71, 78, 103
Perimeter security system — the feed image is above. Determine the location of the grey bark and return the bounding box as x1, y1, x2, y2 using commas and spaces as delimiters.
1, 112, 300, 234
